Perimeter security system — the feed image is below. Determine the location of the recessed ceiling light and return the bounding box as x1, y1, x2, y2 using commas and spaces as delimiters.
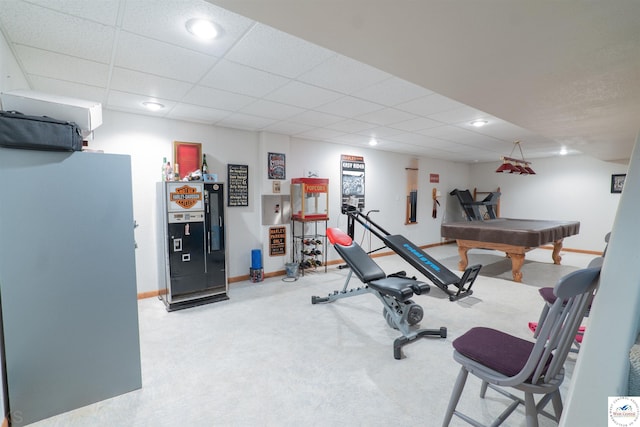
470, 119, 488, 127
369, 138, 378, 146
186, 18, 221, 40
142, 101, 164, 111
559, 147, 568, 155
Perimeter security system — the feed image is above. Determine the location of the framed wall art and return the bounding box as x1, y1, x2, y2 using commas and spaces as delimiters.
173, 141, 202, 180
611, 174, 626, 194
227, 164, 249, 207
268, 152, 286, 180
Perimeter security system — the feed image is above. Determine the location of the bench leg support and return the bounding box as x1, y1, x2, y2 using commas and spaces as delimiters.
393, 327, 447, 360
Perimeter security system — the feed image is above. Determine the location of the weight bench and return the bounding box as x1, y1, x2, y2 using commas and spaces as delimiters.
341, 204, 481, 301
312, 227, 447, 359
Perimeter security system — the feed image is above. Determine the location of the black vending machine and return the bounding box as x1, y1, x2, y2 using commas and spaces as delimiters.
157, 181, 228, 311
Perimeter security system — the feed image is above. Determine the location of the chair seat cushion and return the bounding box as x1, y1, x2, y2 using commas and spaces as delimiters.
453, 327, 538, 377
538, 287, 557, 304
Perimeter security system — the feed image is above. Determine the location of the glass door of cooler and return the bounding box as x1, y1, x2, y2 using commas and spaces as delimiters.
205, 183, 226, 293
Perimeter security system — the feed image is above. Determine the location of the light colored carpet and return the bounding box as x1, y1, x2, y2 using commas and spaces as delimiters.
28, 246, 595, 427
438, 252, 580, 288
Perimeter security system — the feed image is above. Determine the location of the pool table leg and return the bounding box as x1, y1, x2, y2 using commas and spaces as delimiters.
457, 244, 469, 271
507, 252, 525, 282
552, 239, 563, 264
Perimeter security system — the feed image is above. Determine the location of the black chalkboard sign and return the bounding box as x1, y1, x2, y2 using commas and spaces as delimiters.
227, 164, 249, 207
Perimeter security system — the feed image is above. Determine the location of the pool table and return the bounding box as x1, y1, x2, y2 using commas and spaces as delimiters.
441, 218, 580, 282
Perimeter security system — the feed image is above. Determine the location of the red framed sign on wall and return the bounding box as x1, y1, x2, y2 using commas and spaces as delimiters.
173, 141, 202, 180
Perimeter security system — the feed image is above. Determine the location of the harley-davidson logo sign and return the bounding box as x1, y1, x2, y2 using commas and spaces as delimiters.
170, 185, 202, 209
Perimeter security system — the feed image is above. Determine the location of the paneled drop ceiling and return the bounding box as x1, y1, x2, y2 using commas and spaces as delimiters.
1, 0, 638, 163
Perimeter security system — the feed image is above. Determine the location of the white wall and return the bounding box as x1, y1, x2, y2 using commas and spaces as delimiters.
91, 110, 261, 293
561, 133, 640, 426
285, 137, 470, 260
469, 155, 627, 251
91, 108, 626, 294
91, 110, 475, 293
257, 132, 292, 274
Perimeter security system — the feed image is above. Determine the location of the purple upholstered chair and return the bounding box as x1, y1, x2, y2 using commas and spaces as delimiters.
442, 265, 601, 427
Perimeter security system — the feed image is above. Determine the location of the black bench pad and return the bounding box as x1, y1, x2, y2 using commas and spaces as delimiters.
369, 277, 430, 302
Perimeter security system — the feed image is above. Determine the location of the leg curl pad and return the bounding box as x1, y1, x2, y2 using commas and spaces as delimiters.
368, 277, 429, 302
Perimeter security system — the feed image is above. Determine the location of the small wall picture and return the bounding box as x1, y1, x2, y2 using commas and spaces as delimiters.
173, 141, 202, 180
268, 152, 286, 180
611, 174, 626, 193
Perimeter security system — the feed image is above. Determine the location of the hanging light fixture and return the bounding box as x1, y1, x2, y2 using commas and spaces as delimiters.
495, 161, 517, 173
495, 140, 536, 175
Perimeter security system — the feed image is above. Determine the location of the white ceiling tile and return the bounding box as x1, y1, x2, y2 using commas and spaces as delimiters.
0, 0, 577, 164
264, 81, 342, 109
262, 121, 315, 135
389, 143, 462, 161
289, 111, 344, 127
182, 85, 256, 111
115, 32, 217, 82
216, 112, 276, 130
375, 142, 423, 154
356, 126, 406, 139
421, 126, 512, 152
432, 143, 477, 153
387, 132, 441, 146
15, 45, 109, 87
442, 133, 509, 151
110, 68, 193, 101
315, 96, 383, 118
200, 59, 289, 97
239, 100, 304, 120
326, 119, 378, 133
297, 128, 347, 140
462, 140, 511, 152
28, 75, 106, 103
420, 125, 503, 146
225, 23, 335, 78
352, 77, 432, 106
466, 118, 541, 142
121, 0, 254, 57
107, 90, 177, 116
388, 117, 443, 132
166, 103, 231, 124
396, 93, 465, 116
355, 108, 416, 126
24, 0, 120, 25
328, 133, 371, 145
297, 54, 390, 94
428, 106, 492, 125
0, 1, 115, 63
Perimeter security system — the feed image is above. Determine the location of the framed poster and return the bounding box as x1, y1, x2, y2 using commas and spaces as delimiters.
611, 174, 626, 193
227, 164, 249, 206
269, 226, 287, 256
268, 152, 286, 179
341, 154, 365, 210
173, 141, 202, 180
